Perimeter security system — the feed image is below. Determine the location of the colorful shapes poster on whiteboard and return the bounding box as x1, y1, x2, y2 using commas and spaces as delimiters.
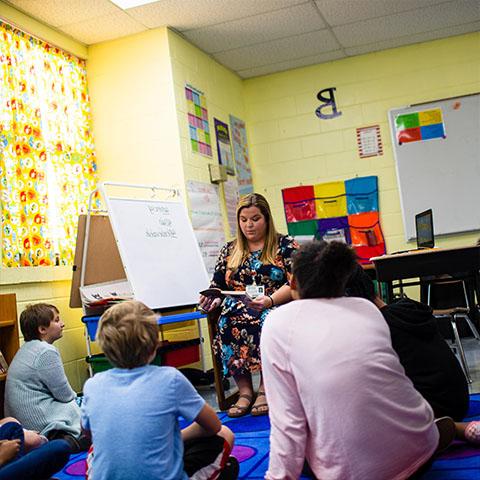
214, 119, 235, 175
229, 115, 253, 196
185, 85, 212, 156
186, 181, 225, 275
395, 108, 445, 145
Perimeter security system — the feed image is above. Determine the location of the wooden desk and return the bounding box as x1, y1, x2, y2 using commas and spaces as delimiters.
371, 246, 480, 304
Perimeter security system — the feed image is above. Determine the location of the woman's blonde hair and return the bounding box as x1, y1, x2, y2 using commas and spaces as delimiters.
97, 300, 158, 369
228, 193, 279, 271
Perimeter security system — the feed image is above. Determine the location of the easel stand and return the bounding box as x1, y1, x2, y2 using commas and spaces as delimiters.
70, 182, 211, 377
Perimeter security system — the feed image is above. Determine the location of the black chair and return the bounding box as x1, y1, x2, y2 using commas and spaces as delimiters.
427, 279, 480, 383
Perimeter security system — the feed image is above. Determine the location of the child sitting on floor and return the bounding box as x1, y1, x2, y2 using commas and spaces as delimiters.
0, 416, 70, 480
261, 240, 459, 480
345, 263, 469, 421
5, 303, 88, 452
81, 300, 238, 480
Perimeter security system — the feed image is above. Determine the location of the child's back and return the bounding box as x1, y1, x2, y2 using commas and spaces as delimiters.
81, 300, 237, 480
82, 364, 204, 480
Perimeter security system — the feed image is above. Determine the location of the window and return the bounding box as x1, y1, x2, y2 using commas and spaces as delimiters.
0, 21, 98, 267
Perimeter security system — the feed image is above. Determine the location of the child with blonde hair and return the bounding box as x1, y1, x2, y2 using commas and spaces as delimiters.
81, 300, 238, 480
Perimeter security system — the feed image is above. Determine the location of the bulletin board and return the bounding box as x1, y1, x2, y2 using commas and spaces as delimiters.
388, 93, 480, 240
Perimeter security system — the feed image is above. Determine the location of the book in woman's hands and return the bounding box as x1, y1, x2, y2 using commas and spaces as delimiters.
200, 288, 248, 299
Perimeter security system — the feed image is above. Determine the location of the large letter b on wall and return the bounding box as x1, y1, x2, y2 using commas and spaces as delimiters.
315, 87, 342, 120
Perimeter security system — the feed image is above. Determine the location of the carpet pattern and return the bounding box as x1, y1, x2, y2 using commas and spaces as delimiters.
55, 394, 480, 479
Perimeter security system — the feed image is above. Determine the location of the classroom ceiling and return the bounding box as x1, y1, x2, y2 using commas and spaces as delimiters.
3, 0, 480, 78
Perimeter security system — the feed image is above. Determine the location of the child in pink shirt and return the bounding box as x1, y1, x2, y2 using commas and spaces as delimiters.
261, 241, 456, 480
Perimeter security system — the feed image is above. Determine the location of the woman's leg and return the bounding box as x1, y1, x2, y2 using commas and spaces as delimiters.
251, 374, 268, 416
227, 372, 254, 417
0, 439, 71, 480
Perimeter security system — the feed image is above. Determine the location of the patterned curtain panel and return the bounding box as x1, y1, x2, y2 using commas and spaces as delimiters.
0, 22, 98, 267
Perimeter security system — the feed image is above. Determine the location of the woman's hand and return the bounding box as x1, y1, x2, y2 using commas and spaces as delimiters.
198, 294, 222, 313
247, 295, 273, 312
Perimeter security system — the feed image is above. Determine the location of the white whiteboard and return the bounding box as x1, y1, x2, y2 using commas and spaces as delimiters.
106, 197, 210, 309
389, 94, 480, 240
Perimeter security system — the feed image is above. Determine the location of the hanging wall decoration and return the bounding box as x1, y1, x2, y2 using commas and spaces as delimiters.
229, 115, 253, 196
214, 119, 235, 175
282, 175, 385, 264
185, 85, 212, 156
395, 108, 445, 145
356, 125, 383, 158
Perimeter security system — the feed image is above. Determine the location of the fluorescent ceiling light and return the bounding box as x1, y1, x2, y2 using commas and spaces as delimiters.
110, 0, 158, 9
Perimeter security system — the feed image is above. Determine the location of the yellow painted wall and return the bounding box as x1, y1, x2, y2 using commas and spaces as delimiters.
167, 30, 246, 368
87, 28, 184, 189
0, 3, 91, 392
244, 33, 480, 252
168, 30, 245, 190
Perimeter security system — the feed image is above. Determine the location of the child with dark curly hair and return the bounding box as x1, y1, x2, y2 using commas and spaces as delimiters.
261, 241, 456, 480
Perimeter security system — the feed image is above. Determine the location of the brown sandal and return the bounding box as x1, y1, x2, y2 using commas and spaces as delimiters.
251, 390, 268, 417
227, 393, 253, 418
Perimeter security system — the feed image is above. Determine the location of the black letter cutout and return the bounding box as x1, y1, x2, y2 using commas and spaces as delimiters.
315, 87, 342, 120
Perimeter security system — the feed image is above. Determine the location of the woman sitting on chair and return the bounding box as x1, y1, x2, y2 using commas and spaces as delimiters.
199, 193, 298, 417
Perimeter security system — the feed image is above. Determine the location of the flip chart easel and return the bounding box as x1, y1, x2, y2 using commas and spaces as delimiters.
70, 182, 211, 375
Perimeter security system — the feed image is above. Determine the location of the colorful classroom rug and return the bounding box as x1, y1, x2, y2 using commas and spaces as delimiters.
55, 394, 480, 479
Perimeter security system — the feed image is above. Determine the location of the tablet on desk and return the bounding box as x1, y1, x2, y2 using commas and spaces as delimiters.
415, 209, 434, 249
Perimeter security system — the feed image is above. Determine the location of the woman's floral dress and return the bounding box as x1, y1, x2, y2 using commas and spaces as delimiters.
211, 235, 298, 378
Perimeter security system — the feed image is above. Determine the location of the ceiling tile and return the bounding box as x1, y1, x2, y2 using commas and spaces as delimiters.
333, 0, 480, 47
315, 0, 453, 27
237, 50, 346, 78
59, 11, 147, 45
126, 0, 308, 30
213, 29, 341, 71
344, 21, 480, 56
6, 0, 120, 27
183, 2, 324, 53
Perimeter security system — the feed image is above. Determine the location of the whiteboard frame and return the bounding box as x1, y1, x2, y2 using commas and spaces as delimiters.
388, 93, 480, 241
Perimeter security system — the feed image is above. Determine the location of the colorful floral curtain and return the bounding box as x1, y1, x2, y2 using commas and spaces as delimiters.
0, 21, 98, 267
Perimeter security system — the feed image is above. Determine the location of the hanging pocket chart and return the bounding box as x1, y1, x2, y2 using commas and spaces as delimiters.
314, 181, 347, 219
317, 217, 351, 244
282, 185, 316, 222
287, 219, 318, 237
345, 176, 378, 214
348, 212, 384, 246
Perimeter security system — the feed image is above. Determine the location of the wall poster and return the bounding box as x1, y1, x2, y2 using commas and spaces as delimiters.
186, 181, 225, 275
185, 85, 212, 156
229, 115, 253, 196
214, 119, 235, 175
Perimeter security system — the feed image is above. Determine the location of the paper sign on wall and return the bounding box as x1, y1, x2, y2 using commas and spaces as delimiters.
356, 125, 383, 158
214, 119, 235, 175
395, 108, 446, 145
187, 181, 225, 274
229, 115, 253, 196
185, 85, 212, 156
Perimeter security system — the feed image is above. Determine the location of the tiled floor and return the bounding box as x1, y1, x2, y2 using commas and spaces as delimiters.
200, 338, 480, 410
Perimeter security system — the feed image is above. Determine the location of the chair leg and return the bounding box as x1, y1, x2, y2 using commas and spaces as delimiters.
463, 314, 480, 341
451, 315, 472, 384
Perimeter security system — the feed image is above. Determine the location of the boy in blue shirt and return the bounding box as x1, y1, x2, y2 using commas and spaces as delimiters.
81, 301, 238, 480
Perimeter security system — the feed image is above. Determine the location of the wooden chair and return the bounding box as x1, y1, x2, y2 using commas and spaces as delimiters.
206, 309, 239, 411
